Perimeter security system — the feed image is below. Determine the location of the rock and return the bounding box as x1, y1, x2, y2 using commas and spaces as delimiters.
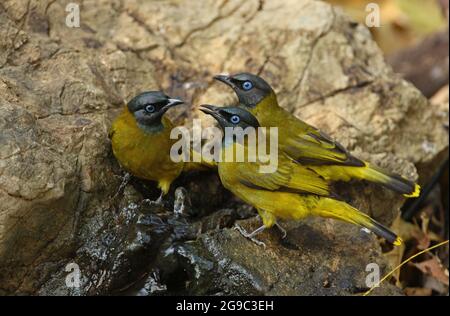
387, 30, 449, 98
38, 189, 246, 295
150, 216, 404, 296
0, 0, 448, 295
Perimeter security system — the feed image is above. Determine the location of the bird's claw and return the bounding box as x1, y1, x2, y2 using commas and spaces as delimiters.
275, 222, 288, 239
173, 187, 192, 216
155, 193, 164, 205
113, 172, 131, 199
234, 224, 266, 248
140, 194, 165, 211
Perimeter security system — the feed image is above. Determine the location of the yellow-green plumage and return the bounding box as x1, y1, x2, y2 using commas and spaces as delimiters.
247, 92, 420, 198
201, 103, 405, 245
218, 140, 402, 245
211, 73, 415, 245
110, 108, 183, 195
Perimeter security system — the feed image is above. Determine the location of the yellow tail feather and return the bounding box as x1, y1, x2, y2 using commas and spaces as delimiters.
403, 183, 421, 198
312, 197, 401, 245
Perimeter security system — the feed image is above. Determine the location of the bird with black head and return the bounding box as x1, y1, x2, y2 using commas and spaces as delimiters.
110, 91, 188, 203
214, 72, 420, 198
200, 104, 403, 246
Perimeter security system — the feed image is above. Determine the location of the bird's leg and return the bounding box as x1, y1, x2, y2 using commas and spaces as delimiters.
173, 187, 191, 216
234, 224, 266, 248
113, 172, 131, 199
155, 191, 164, 204
141, 190, 164, 208
275, 222, 288, 239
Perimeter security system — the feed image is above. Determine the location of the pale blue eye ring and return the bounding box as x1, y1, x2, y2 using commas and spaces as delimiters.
242, 81, 253, 91
145, 105, 156, 113
230, 115, 240, 124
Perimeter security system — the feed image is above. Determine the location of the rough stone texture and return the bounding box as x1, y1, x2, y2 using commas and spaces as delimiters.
0, 0, 448, 295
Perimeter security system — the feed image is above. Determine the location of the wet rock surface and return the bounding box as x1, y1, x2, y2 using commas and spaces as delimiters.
0, 0, 448, 295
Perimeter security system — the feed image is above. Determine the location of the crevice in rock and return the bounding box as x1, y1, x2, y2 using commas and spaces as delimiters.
293, 6, 337, 93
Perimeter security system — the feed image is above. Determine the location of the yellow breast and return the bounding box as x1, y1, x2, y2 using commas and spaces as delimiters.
109, 108, 183, 191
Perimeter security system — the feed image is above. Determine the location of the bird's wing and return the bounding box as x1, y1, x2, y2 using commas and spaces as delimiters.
183, 148, 218, 171
283, 120, 364, 167
233, 152, 331, 196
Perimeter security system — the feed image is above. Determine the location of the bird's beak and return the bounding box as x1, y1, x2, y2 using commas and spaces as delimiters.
162, 98, 184, 112
199, 104, 219, 116
200, 104, 225, 126
214, 74, 235, 89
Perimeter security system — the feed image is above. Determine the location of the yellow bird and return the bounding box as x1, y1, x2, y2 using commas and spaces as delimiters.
109, 91, 186, 201
200, 104, 403, 245
214, 73, 420, 198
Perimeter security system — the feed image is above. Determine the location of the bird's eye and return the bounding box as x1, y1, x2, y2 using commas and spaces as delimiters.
145, 105, 156, 113
242, 81, 253, 91
230, 115, 241, 124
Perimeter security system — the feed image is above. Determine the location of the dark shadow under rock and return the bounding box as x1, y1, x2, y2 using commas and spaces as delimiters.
131, 216, 403, 296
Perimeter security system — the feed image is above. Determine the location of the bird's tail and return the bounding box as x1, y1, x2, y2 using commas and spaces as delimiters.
362, 164, 420, 198
312, 198, 403, 246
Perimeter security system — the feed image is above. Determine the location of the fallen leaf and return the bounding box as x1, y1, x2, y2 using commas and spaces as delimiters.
383, 216, 406, 285
411, 257, 449, 286
404, 287, 433, 296
423, 275, 448, 294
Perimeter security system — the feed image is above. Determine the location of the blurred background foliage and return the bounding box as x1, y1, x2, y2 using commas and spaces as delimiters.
327, 0, 447, 54
328, 0, 449, 296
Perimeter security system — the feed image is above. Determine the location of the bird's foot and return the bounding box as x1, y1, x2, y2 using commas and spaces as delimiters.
275, 222, 288, 239
173, 187, 192, 216
234, 224, 266, 248
113, 172, 131, 199
155, 192, 164, 205
140, 192, 165, 210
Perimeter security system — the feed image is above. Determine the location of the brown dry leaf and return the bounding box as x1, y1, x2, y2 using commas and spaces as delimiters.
390, 213, 441, 249
404, 287, 433, 296
383, 215, 439, 284
423, 275, 448, 294
383, 216, 407, 284
417, 211, 442, 248
384, 244, 405, 286
411, 257, 449, 286
391, 215, 417, 241
417, 210, 432, 250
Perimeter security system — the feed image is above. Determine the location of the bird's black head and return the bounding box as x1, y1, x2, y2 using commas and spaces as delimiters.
200, 104, 260, 130
214, 72, 273, 108
127, 91, 183, 130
